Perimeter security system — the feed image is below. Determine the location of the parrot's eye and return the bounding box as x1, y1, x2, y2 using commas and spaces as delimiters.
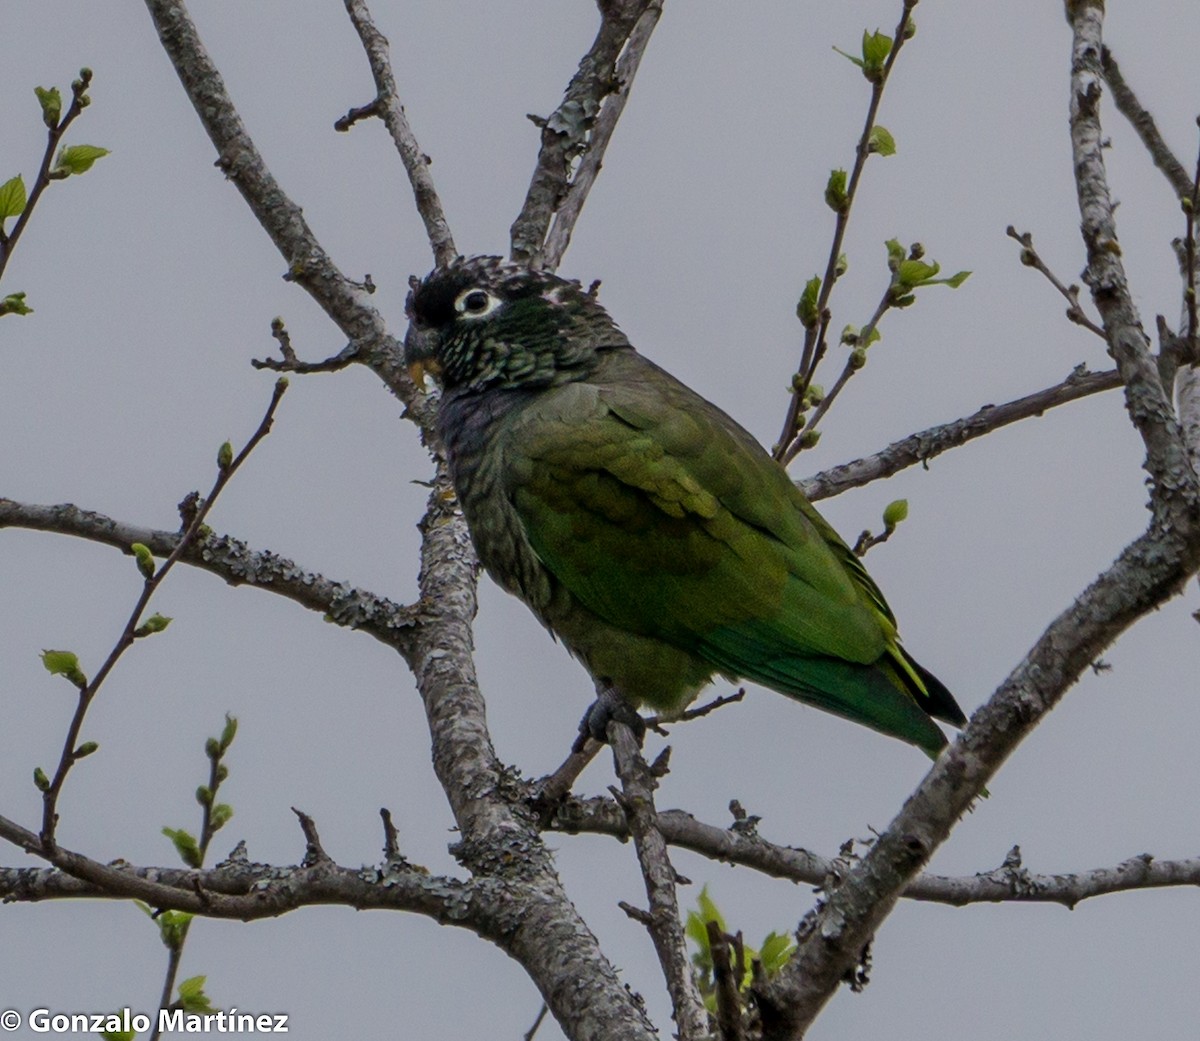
454, 287, 502, 319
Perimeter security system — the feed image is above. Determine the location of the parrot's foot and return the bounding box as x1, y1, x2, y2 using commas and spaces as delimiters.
573, 686, 646, 752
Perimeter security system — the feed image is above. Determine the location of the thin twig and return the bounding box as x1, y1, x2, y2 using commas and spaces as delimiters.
1100, 46, 1193, 200
342, 0, 457, 266
38, 380, 287, 851
0, 69, 95, 282
775, 0, 918, 461
800, 366, 1123, 501
523, 1003, 550, 1041
1007, 225, 1106, 337
707, 921, 746, 1041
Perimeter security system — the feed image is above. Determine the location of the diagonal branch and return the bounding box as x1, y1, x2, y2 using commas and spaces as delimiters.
509, 0, 660, 268
1100, 46, 1192, 201
539, 1, 663, 270
342, 0, 457, 267
143, 0, 431, 427
798, 366, 1122, 501
746, 8, 1200, 1036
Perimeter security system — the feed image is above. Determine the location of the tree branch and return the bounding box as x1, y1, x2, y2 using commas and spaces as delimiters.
0, 499, 420, 654
1099, 46, 1193, 201
608, 730, 708, 1040
1069, 1, 1195, 506
509, 0, 659, 268
744, 10, 1200, 1034
539, 1, 663, 270
142, 0, 431, 427
549, 798, 1200, 909
798, 366, 1122, 501
341, 0, 457, 267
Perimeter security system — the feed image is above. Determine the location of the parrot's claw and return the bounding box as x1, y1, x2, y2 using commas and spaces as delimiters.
573, 686, 646, 752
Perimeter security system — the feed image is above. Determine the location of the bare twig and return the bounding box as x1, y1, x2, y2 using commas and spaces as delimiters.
608, 723, 708, 1040
707, 921, 746, 1041
1007, 225, 1106, 337
1100, 46, 1192, 201
799, 365, 1122, 501
509, 0, 659, 268
252, 316, 360, 374
342, 0, 457, 266
143, 0, 430, 427
523, 1004, 550, 1041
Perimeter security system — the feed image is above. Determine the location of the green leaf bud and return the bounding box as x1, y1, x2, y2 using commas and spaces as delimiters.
133, 612, 173, 638
868, 125, 896, 156
849, 347, 868, 370
882, 498, 909, 528
1, 291, 34, 316
0, 175, 27, 220
219, 712, 238, 751
131, 542, 156, 579
205, 736, 221, 760
210, 803, 234, 831
796, 276, 821, 328
824, 169, 849, 214
53, 144, 110, 176
41, 649, 88, 688
35, 86, 62, 128
74, 741, 99, 759
217, 440, 234, 470
195, 785, 213, 807
162, 826, 203, 868
34, 766, 51, 791
798, 429, 822, 449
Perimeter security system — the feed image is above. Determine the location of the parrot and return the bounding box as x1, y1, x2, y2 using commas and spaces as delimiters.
403, 255, 966, 756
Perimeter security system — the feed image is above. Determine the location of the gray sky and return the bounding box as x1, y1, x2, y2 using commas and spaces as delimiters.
2, 3, 1199, 1039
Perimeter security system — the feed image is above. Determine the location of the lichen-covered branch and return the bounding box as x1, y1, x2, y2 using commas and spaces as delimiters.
539, 1, 663, 270
550, 799, 1200, 909
509, 0, 660, 268
0, 499, 420, 653
608, 730, 708, 1040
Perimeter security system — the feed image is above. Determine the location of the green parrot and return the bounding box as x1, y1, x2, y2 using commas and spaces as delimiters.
404, 255, 965, 755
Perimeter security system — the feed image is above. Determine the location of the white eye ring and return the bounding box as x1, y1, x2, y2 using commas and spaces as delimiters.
454, 287, 503, 319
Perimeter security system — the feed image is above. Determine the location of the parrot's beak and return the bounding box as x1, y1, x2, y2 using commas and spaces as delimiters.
406, 356, 442, 388
403, 324, 443, 388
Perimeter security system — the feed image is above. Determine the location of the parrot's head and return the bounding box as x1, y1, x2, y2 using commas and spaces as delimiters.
404, 255, 629, 393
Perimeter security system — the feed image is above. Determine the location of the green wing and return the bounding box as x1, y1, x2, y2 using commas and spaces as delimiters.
504, 351, 952, 753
